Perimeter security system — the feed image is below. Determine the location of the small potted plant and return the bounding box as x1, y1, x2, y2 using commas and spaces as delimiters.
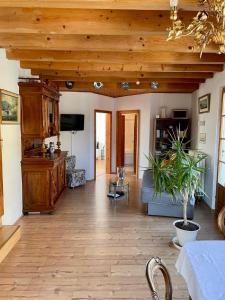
147, 129, 206, 246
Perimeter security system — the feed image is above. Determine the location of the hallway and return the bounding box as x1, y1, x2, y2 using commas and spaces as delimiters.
0, 175, 222, 299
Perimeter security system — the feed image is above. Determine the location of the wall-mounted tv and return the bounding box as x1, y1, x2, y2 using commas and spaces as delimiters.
60, 114, 84, 131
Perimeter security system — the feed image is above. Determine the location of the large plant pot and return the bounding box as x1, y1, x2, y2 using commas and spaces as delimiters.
173, 220, 200, 246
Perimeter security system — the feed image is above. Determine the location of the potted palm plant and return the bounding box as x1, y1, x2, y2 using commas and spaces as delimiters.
147, 130, 206, 246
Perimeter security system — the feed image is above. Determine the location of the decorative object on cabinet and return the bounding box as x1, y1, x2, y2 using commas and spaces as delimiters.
65, 155, 86, 188
19, 79, 66, 214
49, 142, 55, 155
0, 89, 20, 124
199, 94, 210, 114
153, 118, 191, 156
160, 106, 167, 118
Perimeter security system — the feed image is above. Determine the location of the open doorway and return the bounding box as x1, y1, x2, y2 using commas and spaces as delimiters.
116, 110, 140, 176
94, 110, 112, 178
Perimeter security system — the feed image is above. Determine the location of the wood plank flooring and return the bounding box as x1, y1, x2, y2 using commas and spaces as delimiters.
0, 175, 222, 299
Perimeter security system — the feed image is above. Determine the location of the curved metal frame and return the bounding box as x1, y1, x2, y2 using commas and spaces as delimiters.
146, 257, 173, 300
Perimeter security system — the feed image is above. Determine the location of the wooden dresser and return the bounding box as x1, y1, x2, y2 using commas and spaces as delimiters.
19, 79, 66, 214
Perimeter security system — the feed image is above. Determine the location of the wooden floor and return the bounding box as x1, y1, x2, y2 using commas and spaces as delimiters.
0, 175, 222, 299
96, 160, 106, 177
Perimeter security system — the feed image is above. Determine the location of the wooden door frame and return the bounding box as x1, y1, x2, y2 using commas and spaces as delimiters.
94, 110, 112, 180
0, 126, 3, 217
116, 110, 140, 177
216, 87, 225, 214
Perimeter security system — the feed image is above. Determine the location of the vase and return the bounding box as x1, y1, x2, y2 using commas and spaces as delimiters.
117, 167, 125, 181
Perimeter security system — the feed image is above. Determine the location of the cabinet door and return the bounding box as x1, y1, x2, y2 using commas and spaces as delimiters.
42, 95, 50, 138
22, 169, 51, 212
50, 167, 58, 205
58, 160, 65, 195
21, 92, 43, 138
53, 100, 60, 135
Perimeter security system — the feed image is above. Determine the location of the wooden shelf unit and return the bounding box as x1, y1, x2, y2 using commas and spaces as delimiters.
19, 79, 66, 214
153, 118, 191, 156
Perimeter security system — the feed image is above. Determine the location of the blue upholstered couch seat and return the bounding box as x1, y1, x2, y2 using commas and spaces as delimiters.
141, 170, 195, 219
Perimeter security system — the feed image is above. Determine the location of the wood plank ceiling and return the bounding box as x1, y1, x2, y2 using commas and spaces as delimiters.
1, 1, 224, 97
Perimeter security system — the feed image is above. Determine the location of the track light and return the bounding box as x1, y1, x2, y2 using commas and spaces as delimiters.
93, 82, 104, 89
150, 81, 160, 90
65, 81, 74, 89
121, 82, 130, 90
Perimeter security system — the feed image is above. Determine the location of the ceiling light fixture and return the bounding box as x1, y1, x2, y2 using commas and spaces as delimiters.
150, 81, 160, 90
93, 81, 104, 89
167, 0, 225, 57
136, 81, 141, 85
121, 82, 130, 90
65, 81, 74, 89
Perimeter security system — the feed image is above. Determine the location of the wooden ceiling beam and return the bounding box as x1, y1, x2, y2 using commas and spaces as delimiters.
8, 50, 225, 64
43, 76, 205, 83
2, 34, 216, 53
0, 1, 200, 10
0, 8, 195, 36
21, 61, 223, 72
56, 81, 199, 90
58, 86, 198, 95
32, 69, 213, 79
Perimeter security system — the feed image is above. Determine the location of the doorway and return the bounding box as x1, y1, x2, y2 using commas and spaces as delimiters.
94, 110, 112, 178
116, 110, 140, 176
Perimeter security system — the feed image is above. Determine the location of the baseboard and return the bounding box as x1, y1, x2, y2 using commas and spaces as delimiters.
0, 225, 21, 263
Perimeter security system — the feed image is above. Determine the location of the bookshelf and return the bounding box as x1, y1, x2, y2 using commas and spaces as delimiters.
154, 118, 191, 156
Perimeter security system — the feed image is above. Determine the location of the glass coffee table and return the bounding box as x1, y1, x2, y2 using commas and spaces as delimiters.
108, 180, 129, 202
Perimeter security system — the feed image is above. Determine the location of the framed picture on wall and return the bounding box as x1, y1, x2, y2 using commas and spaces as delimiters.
0, 89, 20, 124
198, 94, 210, 114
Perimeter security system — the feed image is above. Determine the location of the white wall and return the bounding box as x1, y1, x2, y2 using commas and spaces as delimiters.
59, 92, 116, 180
96, 112, 106, 147
115, 93, 192, 178
191, 70, 225, 209
0, 49, 22, 225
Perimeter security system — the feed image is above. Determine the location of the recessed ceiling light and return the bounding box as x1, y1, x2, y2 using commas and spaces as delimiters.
150, 81, 160, 90
136, 81, 141, 85
93, 81, 104, 89
121, 82, 130, 90
65, 81, 74, 89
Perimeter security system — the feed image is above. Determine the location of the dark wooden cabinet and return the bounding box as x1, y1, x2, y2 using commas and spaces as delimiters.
19, 79, 66, 214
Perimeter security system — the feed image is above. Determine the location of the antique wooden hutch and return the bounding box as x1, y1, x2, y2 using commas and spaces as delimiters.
19, 79, 66, 214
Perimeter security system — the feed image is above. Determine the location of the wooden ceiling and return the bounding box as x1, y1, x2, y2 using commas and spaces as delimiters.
1, 1, 224, 97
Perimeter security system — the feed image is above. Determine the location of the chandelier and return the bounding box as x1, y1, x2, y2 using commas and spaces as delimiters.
167, 0, 225, 57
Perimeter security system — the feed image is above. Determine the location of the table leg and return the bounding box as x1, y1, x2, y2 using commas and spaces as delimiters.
114, 186, 117, 206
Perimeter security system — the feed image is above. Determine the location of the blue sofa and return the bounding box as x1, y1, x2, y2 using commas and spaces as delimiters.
141, 170, 195, 219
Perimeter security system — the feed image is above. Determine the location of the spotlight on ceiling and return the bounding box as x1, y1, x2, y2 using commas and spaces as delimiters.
136, 81, 141, 86
150, 81, 160, 90
65, 81, 74, 89
93, 81, 104, 89
121, 82, 130, 90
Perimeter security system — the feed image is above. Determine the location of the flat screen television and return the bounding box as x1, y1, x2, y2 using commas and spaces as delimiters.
60, 114, 84, 131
